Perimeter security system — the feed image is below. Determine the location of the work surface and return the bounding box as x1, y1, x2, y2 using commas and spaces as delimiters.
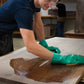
0, 37, 84, 84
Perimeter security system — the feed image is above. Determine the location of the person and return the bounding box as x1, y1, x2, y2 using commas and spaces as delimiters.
0, 0, 84, 64
52, 0, 66, 37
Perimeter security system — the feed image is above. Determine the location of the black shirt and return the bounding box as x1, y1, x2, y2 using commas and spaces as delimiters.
56, 3, 66, 17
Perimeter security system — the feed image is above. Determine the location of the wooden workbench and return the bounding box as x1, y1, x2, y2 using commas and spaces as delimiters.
65, 30, 84, 39
41, 16, 75, 19
0, 37, 84, 84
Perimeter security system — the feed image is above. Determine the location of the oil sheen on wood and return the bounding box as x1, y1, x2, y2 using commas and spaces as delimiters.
10, 57, 84, 83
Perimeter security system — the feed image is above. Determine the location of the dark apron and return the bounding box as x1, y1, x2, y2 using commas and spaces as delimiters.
0, 33, 14, 56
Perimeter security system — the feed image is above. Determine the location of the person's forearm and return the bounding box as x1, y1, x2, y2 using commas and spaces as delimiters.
20, 28, 53, 60
33, 20, 45, 41
27, 41, 53, 60
33, 12, 45, 41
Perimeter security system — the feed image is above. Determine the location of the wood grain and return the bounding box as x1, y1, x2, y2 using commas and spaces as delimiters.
10, 57, 84, 84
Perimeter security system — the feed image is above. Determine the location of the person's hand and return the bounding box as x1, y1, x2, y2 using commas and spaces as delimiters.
47, 46, 60, 53
51, 7, 56, 10
39, 39, 61, 54
51, 53, 84, 64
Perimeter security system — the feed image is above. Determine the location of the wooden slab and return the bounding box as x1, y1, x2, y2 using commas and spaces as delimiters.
10, 57, 84, 84
0, 37, 84, 84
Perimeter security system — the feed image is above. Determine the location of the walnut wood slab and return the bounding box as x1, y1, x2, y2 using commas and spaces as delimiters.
10, 57, 84, 84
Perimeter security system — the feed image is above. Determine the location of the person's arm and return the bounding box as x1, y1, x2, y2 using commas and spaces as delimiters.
52, 3, 58, 10
20, 28, 53, 60
52, 7, 56, 10
52, 5, 58, 10
15, 8, 53, 61
33, 11, 61, 54
33, 12, 45, 41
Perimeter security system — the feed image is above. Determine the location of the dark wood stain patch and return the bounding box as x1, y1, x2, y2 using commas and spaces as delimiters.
10, 58, 84, 83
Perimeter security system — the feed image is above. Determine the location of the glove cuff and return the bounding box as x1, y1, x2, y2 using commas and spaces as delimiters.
39, 39, 48, 48
51, 53, 63, 64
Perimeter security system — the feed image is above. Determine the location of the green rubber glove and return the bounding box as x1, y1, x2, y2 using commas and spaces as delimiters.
39, 39, 61, 54
51, 53, 84, 64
